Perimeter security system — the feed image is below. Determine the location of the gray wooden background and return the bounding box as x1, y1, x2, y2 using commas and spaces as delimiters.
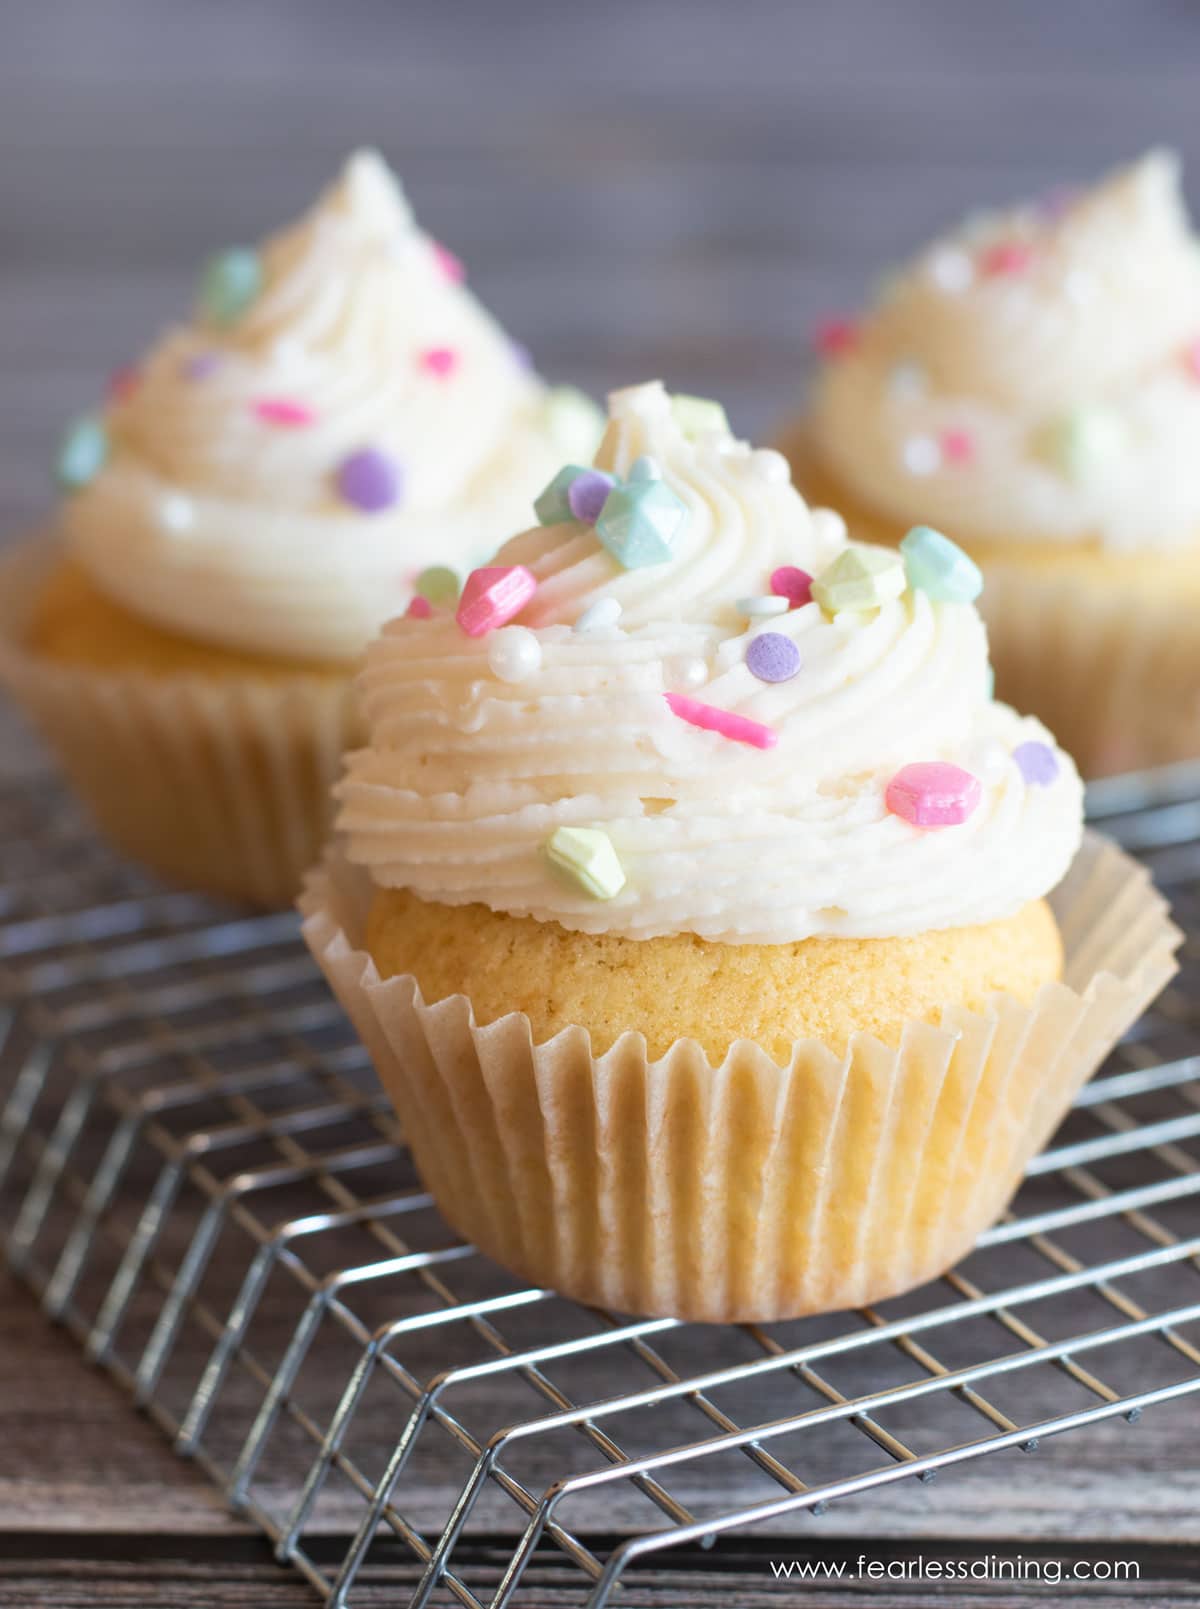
3, 1, 1200, 1602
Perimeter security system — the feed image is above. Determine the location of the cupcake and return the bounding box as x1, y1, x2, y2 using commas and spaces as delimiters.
0, 150, 601, 903
302, 381, 1178, 1323
787, 151, 1200, 777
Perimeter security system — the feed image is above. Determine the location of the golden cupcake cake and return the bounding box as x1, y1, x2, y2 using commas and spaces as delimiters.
0, 150, 600, 903
787, 151, 1200, 776
303, 381, 1178, 1323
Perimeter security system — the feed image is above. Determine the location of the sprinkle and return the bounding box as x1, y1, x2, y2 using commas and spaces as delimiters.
336, 447, 403, 512
665, 692, 778, 750
1183, 338, 1200, 381
406, 595, 433, 620
812, 317, 859, 359
940, 428, 974, 464
886, 762, 981, 828
1013, 740, 1060, 786
545, 826, 626, 901
181, 350, 222, 381
106, 366, 139, 403
984, 663, 995, 700
736, 594, 790, 619
567, 469, 617, 525
672, 394, 730, 438
511, 341, 533, 371
751, 448, 790, 483
900, 525, 983, 603
746, 633, 801, 684
971, 738, 1010, 782
981, 241, 1034, 276
666, 655, 708, 689
199, 247, 261, 325
55, 416, 107, 491
902, 435, 941, 476
160, 493, 195, 532
534, 464, 590, 526
888, 360, 926, 400
456, 564, 537, 637
595, 479, 687, 570
415, 566, 460, 605
926, 246, 974, 293
419, 345, 459, 378
813, 547, 906, 614
770, 566, 813, 608
629, 455, 662, 483
431, 240, 465, 283
487, 625, 543, 683
252, 397, 315, 427
544, 387, 603, 457
574, 597, 622, 632
1038, 406, 1123, 481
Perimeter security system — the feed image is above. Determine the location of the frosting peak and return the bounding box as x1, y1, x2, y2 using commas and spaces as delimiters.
338, 383, 1083, 944
813, 151, 1200, 550
60, 150, 601, 663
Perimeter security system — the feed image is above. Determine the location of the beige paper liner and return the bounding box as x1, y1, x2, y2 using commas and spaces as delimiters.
0, 538, 360, 907
299, 835, 1179, 1322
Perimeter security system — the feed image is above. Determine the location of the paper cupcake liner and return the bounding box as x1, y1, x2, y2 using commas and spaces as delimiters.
0, 538, 360, 906
299, 836, 1179, 1323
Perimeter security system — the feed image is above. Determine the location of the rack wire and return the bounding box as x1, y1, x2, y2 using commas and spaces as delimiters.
2, 768, 1200, 1607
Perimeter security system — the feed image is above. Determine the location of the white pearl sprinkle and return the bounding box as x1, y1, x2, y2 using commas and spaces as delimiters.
812, 508, 848, 547
486, 626, 542, 683
926, 245, 974, 294
902, 435, 942, 476
888, 360, 926, 401
751, 448, 790, 484
971, 738, 1011, 782
574, 597, 622, 632
666, 655, 709, 690
736, 594, 790, 618
160, 493, 195, 532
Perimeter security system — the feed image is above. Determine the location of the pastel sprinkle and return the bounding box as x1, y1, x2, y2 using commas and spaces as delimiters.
545, 826, 626, 901
770, 566, 813, 607
812, 547, 906, 614
1013, 740, 1060, 786
182, 350, 221, 381
511, 341, 533, 371
940, 428, 974, 464
595, 479, 687, 570
415, 566, 460, 605
337, 447, 402, 512
55, 416, 107, 491
888, 360, 926, 400
667, 655, 708, 689
1184, 338, 1200, 381
566, 469, 617, 525
903, 435, 941, 476
629, 455, 662, 483
534, 464, 590, 526
160, 493, 195, 532
574, 597, 622, 632
406, 595, 434, 620
899, 525, 983, 604
431, 240, 465, 283
926, 246, 974, 293
665, 692, 778, 751
456, 564, 537, 637
671, 394, 730, 439
751, 449, 790, 484
1039, 406, 1123, 480
980, 241, 1034, 276
199, 247, 261, 325
984, 663, 995, 700
812, 317, 859, 359
886, 762, 981, 828
253, 397, 315, 427
487, 625, 543, 683
419, 346, 459, 378
736, 594, 790, 618
746, 633, 801, 684
106, 366, 139, 403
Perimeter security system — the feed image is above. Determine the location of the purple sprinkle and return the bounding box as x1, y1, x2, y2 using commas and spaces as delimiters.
511, 341, 533, 371
182, 351, 222, 381
567, 469, 616, 525
336, 447, 402, 513
1013, 740, 1059, 786
746, 632, 801, 684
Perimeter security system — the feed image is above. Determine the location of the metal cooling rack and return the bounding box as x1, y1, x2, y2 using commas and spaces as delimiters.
2, 770, 1200, 1607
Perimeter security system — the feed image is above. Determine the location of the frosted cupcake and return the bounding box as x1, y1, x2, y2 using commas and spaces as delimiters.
787, 151, 1200, 776
303, 381, 1178, 1322
0, 150, 600, 903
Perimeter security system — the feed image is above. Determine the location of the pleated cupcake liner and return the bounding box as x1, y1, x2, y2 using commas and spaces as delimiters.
299, 834, 1179, 1323
0, 537, 360, 907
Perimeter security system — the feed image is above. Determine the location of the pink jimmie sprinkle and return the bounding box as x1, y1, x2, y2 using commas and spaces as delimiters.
940, 428, 974, 464
252, 397, 315, 427
432, 240, 465, 283
770, 565, 813, 608
406, 595, 434, 620
106, 366, 139, 403
886, 761, 981, 828
456, 564, 537, 637
665, 693, 778, 751
812, 317, 859, 359
980, 241, 1033, 276
420, 346, 459, 378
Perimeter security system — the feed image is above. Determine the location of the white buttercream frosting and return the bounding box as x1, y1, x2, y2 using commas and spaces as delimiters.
62, 150, 602, 663
337, 381, 1083, 943
812, 151, 1200, 551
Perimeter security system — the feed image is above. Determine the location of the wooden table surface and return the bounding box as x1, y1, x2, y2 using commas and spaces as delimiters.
3, 1, 1200, 1602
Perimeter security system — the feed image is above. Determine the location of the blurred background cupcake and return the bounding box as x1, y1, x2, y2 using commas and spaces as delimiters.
0, 149, 601, 904
785, 151, 1200, 777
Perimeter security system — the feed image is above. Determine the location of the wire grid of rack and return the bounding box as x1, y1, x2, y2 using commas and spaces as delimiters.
2, 770, 1200, 1607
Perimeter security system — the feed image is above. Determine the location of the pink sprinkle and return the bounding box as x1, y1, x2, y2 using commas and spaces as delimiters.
980, 242, 1033, 277
432, 240, 465, 284
1183, 338, 1200, 382
456, 564, 537, 637
252, 397, 315, 427
406, 595, 433, 620
419, 346, 459, 378
812, 317, 859, 359
770, 565, 813, 608
106, 366, 139, 403
940, 428, 974, 464
886, 761, 981, 828
664, 693, 778, 751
